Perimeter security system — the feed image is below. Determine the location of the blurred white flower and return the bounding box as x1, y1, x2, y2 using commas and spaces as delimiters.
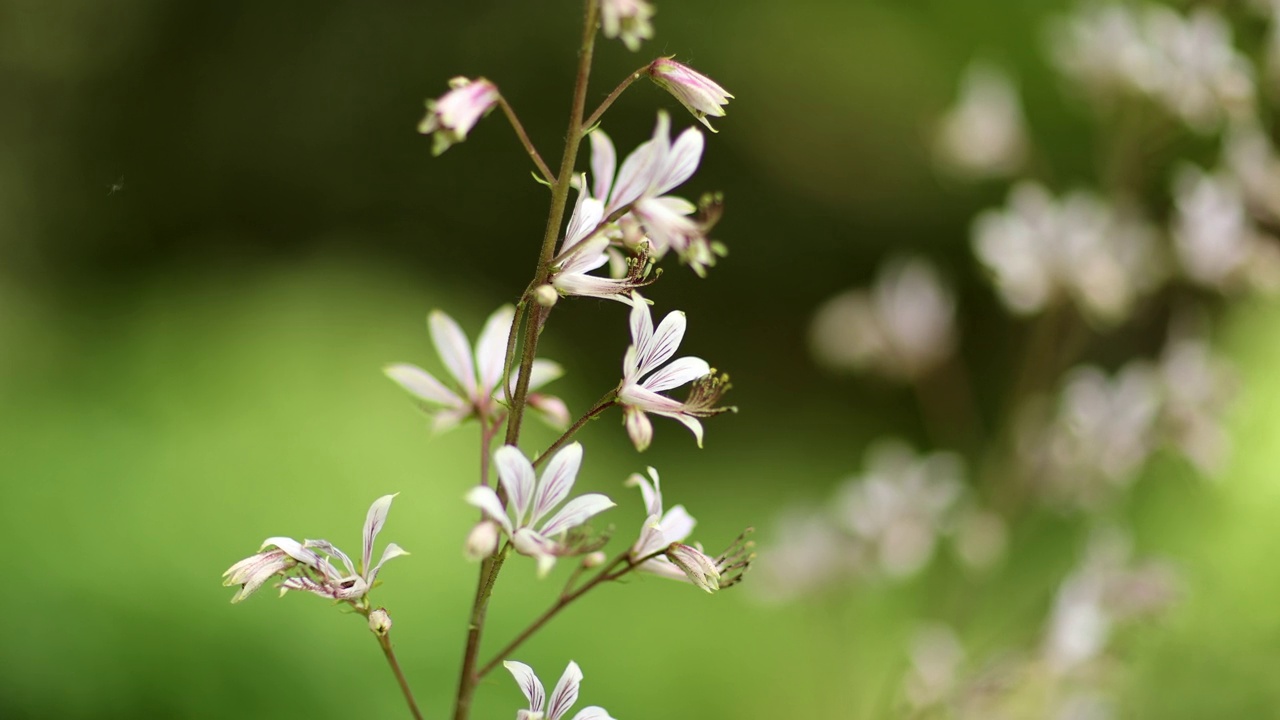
222, 494, 408, 604
752, 507, 853, 603
972, 182, 1163, 324
385, 305, 570, 432
648, 57, 734, 133
903, 623, 966, 710
952, 508, 1008, 572
601, 0, 654, 52
418, 77, 500, 155
617, 291, 732, 451
1157, 336, 1235, 477
833, 441, 964, 578
809, 256, 956, 381
466, 443, 615, 577
1171, 166, 1270, 291
504, 660, 615, 720
1043, 528, 1180, 674
935, 61, 1027, 179
1051, 3, 1254, 132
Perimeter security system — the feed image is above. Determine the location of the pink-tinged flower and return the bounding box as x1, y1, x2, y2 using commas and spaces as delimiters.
418, 77, 500, 156
626, 467, 753, 592
466, 443, 615, 577
617, 292, 732, 451
648, 57, 733, 132
589, 113, 724, 276
222, 495, 408, 604
504, 660, 616, 720
385, 305, 570, 432
601, 0, 654, 52
547, 177, 651, 304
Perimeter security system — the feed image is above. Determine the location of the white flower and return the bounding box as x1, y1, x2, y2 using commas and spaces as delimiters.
466, 443, 615, 577
589, 113, 723, 275
934, 61, 1026, 178
972, 182, 1163, 325
222, 494, 408, 604
418, 77, 500, 155
548, 177, 649, 304
648, 57, 733, 132
1157, 336, 1235, 476
617, 291, 731, 451
809, 257, 955, 381
601, 0, 654, 52
1171, 165, 1280, 293
504, 660, 615, 720
385, 305, 570, 433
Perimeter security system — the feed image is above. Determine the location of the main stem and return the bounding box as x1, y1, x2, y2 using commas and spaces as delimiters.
452, 3, 600, 719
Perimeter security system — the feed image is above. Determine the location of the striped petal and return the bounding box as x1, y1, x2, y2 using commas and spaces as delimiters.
429, 310, 477, 398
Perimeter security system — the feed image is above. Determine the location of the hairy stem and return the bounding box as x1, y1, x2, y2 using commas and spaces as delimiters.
377, 631, 426, 720
452, 544, 511, 720
498, 96, 555, 185
583, 65, 648, 130
532, 390, 618, 468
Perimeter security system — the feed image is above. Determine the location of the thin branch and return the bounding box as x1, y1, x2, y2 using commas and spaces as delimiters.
532, 391, 618, 468
498, 96, 555, 184
583, 65, 649, 131
377, 631, 425, 720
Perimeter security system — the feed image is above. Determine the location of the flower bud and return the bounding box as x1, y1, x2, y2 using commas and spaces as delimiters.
582, 551, 607, 568
648, 58, 733, 132
418, 77, 500, 156
464, 520, 501, 561
533, 284, 559, 308
369, 608, 393, 637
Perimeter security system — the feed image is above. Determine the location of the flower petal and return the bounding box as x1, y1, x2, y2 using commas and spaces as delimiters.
660, 504, 697, 544
527, 359, 565, 393
494, 445, 537, 526
367, 542, 409, 586
635, 310, 687, 378
610, 137, 659, 215
538, 493, 616, 538
529, 393, 572, 430
624, 406, 654, 452
476, 305, 516, 397
304, 539, 357, 578
384, 363, 463, 408
643, 355, 710, 393
627, 295, 655, 371
652, 410, 705, 448
590, 129, 617, 204
464, 485, 513, 534
429, 310, 477, 398
625, 467, 663, 518
261, 536, 320, 567
571, 708, 617, 720
531, 443, 584, 525
504, 660, 546, 713
547, 661, 583, 720
564, 188, 606, 253
650, 126, 703, 197
361, 494, 397, 574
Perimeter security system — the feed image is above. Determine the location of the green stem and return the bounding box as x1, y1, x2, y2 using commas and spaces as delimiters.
532, 391, 618, 468
583, 65, 649, 130
452, 544, 511, 720
498, 96, 556, 185
377, 631, 426, 720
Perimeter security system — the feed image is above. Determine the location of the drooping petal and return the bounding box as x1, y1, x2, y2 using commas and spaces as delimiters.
651, 410, 706, 448
642, 355, 710, 392
367, 542, 409, 585
538, 493, 616, 538
635, 310, 687, 378
547, 661, 583, 720
619, 383, 688, 414
464, 485, 513, 534
570, 707, 616, 720
494, 445, 538, 526
504, 661, 546, 714
625, 467, 662, 518
261, 536, 320, 568
512, 527, 560, 577
476, 305, 516, 397
383, 363, 464, 408
530, 443, 584, 525
361, 494, 397, 575
667, 543, 721, 592
590, 130, 618, 204
528, 393, 572, 430
633, 196, 701, 257
624, 405, 654, 452
429, 310, 478, 398
223, 549, 291, 603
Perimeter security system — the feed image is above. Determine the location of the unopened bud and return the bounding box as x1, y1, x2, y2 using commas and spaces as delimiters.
534, 284, 559, 307
583, 551, 607, 568
369, 608, 393, 637
464, 520, 501, 561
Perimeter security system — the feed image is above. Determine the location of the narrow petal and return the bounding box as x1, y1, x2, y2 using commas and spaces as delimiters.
464, 485, 513, 534
304, 539, 357, 578
564, 190, 606, 253
531, 443, 584, 525
609, 138, 659, 214
527, 359, 565, 393
650, 126, 704, 197
642, 355, 710, 392
635, 310, 687, 377
625, 406, 654, 452
429, 310, 477, 398
384, 363, 464, 408
590, 129, 617, 204
494, 445, 537, 526
367, 542, 410, 586
476, 305, 516, 397
431, 406, 471, 434
261, 536, 319, 567
652, 410, 705, 448
659, 504, 697, 544
538, 493, 616, 537
504, 660, 546, 713
628, 295, 655, 366
547, 661, 583, 720
528, 393, 572, 430
619, 384, 687, 414
625, 467, 662, 518
361, 494, 397, 575
571, 708, 616, 720
555, 273, 636, 303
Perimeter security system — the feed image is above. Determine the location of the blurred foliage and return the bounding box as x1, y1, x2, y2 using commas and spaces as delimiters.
3, 0, 1280, 718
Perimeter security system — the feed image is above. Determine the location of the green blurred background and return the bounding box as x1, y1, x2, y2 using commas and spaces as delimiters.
3, 0, 1280, 717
